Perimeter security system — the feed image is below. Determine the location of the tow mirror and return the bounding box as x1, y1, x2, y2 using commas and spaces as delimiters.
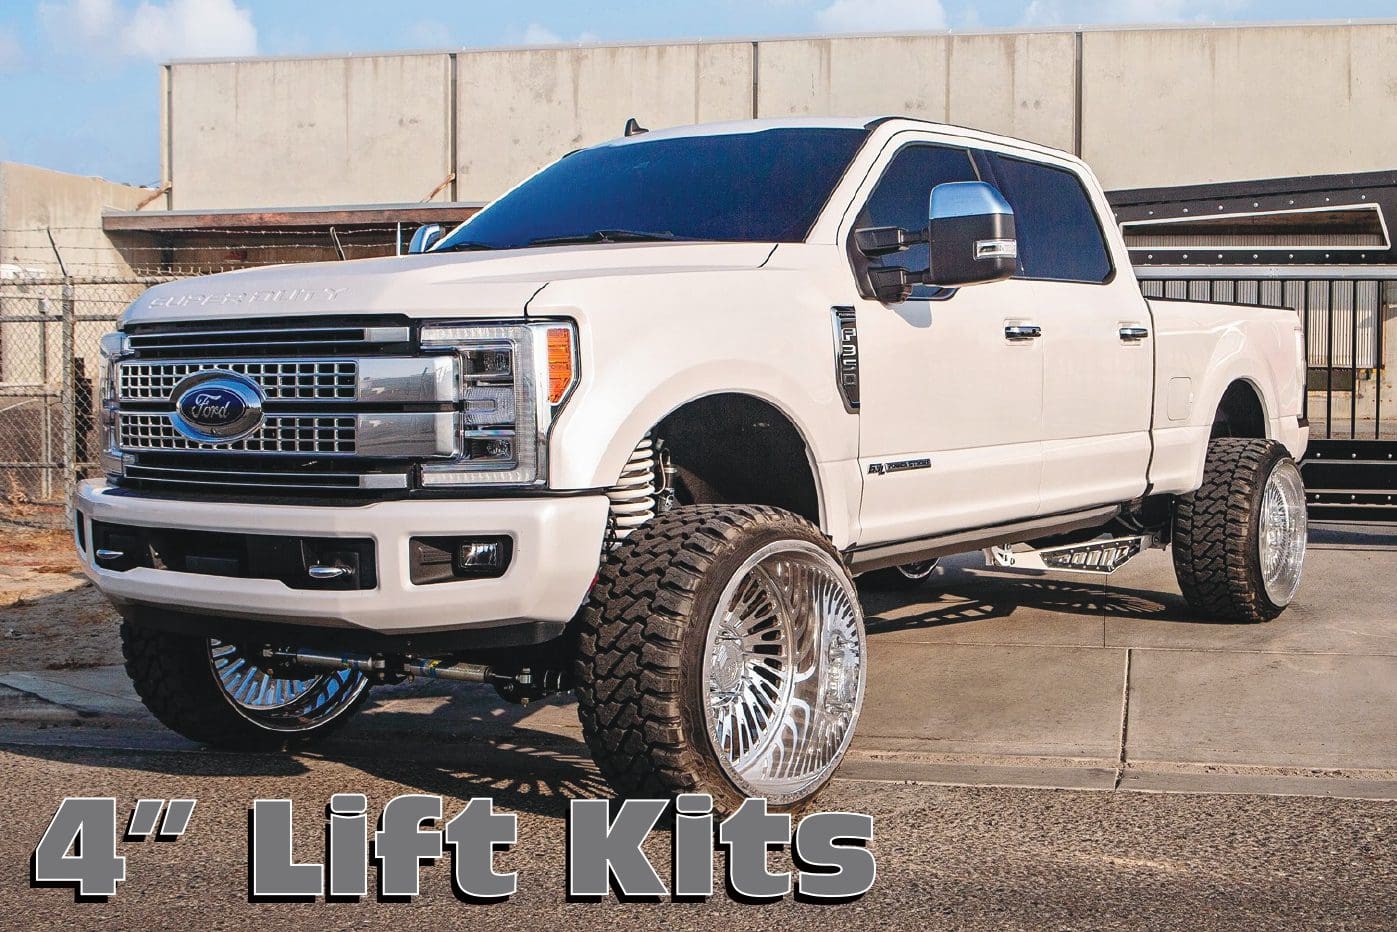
408, 224, 445, 255
926, 181, 1017, 287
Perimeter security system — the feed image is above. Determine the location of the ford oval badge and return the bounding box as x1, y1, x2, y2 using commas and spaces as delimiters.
170, 372, 264, 443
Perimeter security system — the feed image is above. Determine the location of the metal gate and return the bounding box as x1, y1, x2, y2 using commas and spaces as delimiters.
1139, 270, 1396, 523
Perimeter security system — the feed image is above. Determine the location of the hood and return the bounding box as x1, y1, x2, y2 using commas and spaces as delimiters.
121, 242, 776, 326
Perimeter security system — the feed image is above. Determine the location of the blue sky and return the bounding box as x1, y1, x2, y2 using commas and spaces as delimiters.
0, 0, 1392, 187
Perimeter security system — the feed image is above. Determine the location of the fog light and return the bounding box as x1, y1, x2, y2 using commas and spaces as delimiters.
456, 540, 504, 572
409, 535, 513, 584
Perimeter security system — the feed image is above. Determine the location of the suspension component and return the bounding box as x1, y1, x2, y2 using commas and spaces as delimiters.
606, 434, 660, 544
260, 648, 568, 705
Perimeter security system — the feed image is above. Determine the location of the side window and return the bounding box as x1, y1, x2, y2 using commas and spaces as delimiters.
983, 153, 1113, 284
857, 145, 979, 298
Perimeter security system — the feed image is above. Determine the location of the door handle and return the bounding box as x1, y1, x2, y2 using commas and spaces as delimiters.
1004, 324, 1042, 341
1119, 326, 1150, 341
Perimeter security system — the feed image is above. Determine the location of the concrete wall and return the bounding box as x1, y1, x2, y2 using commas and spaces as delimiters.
0, 162, 149, 275
162, 22, 1397, 209
1081, 24, 1397, 190
455, 43, 753, 201
755, 32, 1076, 153
168, 54, 455, 209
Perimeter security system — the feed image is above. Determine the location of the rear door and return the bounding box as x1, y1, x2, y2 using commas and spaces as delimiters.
977, 151, 1154, 514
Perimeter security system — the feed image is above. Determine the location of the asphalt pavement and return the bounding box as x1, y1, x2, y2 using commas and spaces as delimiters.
1, 523, 1394, 928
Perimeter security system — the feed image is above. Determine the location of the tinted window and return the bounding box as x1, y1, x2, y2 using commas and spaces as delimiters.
436, 128, 869, 250
984, 154, 1112, 283
857, 145, 979, 298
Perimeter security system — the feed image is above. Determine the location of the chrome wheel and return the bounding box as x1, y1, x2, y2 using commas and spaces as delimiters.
208, 640, 369, 733
702, 540, 865, 804
1258, 459, 1307, 606
895, 559, 939, 581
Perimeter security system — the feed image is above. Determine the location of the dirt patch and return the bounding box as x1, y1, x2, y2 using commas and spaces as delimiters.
0, 526, 120, 673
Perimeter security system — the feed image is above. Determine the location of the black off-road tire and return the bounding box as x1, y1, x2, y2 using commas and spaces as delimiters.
860, 559, 940, 590
574, 504, 860, 815
120, 619, 369, 751
1171, 438, 1305, 623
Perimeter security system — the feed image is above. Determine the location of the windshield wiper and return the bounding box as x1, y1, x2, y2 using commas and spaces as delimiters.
440, 241, 498, 252
526, 229, 679, 247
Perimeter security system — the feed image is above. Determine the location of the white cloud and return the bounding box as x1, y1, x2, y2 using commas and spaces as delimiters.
520, 23, 600, 46
39, 0, 256, 61
1021, 0, 1247, 25
405, 19, 453, 48
522, 23, 562, 44
0, 27, 23, 73
815, 0, 948, 33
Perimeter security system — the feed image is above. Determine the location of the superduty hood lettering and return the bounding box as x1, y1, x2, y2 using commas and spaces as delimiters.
121, 242, 775, 326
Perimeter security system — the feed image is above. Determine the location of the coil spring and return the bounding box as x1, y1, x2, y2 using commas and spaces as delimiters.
606, 435, 658, 545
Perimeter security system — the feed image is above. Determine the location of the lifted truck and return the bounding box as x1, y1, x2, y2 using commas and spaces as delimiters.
78, 117, 1309, 813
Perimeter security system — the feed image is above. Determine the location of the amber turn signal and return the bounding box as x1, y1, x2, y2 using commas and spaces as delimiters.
546, 326, 574, 404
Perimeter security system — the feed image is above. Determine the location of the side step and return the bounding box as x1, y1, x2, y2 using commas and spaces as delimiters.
984, 534, 1160, 576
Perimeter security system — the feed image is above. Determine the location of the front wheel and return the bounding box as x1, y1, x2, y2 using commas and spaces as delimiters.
575, 505, 866, 814
1172, 438, 1307, 623
121, 620, 371, 750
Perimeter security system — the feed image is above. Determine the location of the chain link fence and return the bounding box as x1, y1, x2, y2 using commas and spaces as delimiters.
0, 274, 174, 526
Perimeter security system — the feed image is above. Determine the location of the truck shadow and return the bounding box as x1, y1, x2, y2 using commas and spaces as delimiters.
859, 565, 1204, 636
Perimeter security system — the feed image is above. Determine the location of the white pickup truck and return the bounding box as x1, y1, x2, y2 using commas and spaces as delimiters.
78, 117, 1308, 813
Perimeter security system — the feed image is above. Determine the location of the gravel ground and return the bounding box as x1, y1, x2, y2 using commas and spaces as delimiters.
2, 744, 1393, 931
0, 527, 118, 673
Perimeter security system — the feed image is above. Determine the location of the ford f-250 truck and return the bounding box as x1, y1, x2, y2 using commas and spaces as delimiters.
77, 117, 1308, 813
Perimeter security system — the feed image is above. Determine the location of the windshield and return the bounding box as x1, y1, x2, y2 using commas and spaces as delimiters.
434, 127, 869, 251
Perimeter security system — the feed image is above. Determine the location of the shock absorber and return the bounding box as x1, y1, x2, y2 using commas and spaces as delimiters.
606, 434, 659, 544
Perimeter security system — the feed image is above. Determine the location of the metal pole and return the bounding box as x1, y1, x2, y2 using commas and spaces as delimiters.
1350, 281, 1359, 441
1378, 281, 1388, 440
1301, 279, 1311, 429
60, 279, 76, 512
38, 286, 52, 500
1325, 282, 1335, 441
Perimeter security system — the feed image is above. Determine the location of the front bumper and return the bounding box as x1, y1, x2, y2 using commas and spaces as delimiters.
73, 480, 609, 637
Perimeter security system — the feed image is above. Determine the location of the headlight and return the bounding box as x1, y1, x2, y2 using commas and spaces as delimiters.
97, 331, 128, 477
419, 320, 578, 487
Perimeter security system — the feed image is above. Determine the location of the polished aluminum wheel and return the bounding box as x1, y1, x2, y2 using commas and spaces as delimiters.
208, 640, 368, 733
1258, 459, 1307, 606
702, 541, 865, 804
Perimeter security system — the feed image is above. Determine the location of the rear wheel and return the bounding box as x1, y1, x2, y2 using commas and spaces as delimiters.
575, 505, 866, 814
121, 621, 371, 750
860, 558, 940, 590
1172, 438, 1307, 623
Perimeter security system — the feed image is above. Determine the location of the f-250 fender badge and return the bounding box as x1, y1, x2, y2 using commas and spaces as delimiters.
832, 306, 860, 413
868, 458, 931, 476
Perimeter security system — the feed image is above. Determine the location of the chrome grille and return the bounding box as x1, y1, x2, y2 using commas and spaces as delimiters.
125, 322, 410, 357
119, 413, 356, 455
118, 360, 357, 402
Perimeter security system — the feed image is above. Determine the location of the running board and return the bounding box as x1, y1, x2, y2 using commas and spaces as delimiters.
983, 533, 1160, 576
848, 505, 1120, 574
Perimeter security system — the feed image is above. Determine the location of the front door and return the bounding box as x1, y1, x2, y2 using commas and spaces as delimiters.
847, 139, 1045, 546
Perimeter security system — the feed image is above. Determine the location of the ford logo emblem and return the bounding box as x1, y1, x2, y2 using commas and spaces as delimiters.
170, 372, 265, 443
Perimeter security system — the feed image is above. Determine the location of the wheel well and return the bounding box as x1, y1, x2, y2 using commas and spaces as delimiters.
1211, 381, 1267, 439
653, 394, 821, 527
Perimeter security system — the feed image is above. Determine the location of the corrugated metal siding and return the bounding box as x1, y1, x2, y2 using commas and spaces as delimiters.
1138, 277, 1393, 368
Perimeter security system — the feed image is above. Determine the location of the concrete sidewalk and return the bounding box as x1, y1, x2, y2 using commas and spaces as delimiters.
2, 524, 1394, 799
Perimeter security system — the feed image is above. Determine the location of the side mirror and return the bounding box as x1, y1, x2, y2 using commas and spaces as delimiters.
926, 181, 1017, 287
408, 224, 445, 255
